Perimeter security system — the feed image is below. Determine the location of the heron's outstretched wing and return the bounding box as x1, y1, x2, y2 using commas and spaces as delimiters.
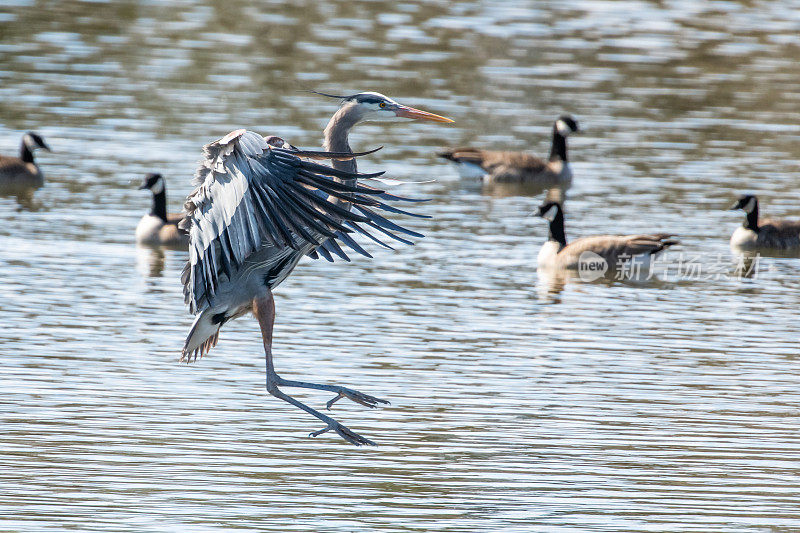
180, 129, 426, 312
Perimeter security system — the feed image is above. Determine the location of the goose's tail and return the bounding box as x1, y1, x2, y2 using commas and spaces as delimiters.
181, 308, 221, 363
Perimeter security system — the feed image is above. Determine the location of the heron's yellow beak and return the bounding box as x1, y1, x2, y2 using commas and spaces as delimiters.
394, 105, 454, 123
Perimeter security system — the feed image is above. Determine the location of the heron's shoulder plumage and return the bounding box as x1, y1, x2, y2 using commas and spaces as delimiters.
180, 129, 426, 314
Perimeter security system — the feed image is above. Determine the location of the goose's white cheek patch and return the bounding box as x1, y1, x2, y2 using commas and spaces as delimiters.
151, 177, 165, 195
542, 204, 559, 220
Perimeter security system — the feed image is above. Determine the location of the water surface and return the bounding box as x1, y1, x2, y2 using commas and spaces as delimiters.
2, 1, 800, 531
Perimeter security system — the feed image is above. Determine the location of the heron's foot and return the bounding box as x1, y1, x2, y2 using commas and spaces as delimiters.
310, 420, 377, 446
268, 373, 390, 411
326, 387, 390, 410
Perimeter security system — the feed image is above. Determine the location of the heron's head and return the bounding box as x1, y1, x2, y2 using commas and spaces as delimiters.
730, 194, 758, 213
22, 131, 50, 151
554, 116, 580, 137
316, 91, 454, 124
536, 201, 563, 221
138, 172, 165, 194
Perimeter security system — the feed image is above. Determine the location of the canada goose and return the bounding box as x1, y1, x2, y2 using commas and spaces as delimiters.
0, 132, 50, 189
437, 115, 579, 186
535, 201, 677, 272
135, 173, 189, 247
729, 194, 800, 250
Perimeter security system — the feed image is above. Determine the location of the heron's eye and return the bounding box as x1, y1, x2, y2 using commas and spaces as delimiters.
379, 102, 386, 108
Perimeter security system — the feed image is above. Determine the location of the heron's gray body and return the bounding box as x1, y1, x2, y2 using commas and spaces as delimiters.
180, 128, 423, 359
176, 91, 451, 445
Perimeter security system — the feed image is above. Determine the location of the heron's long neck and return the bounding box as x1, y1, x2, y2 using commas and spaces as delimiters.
150, 189, 168, 222
20, 141, 34, 164
548, 210, 567, 246
744, 203, 759, 232
323, 106, 360, 174
549, 126, 568, 162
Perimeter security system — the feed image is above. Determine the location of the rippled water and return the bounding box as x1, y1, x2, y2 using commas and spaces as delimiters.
2, 1, 800, 531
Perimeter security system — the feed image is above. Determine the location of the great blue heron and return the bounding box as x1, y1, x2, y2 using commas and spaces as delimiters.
437, 116, 579, 186
179, 91, 453, 445
0, 132, 50, 190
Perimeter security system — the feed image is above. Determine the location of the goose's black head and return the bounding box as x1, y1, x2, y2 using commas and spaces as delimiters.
22, 131, 50, 151
536, 201, 563, 220
730, 194, 758, 213
554, 116, 580, 137
138, 173, 165, 194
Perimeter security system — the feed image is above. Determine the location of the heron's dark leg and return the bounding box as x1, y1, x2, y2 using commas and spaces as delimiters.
253, 291, 379, 446
253, 290, 389, 410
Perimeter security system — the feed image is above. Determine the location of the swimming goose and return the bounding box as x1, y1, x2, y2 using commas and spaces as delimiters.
535, 201, 677, 272
135, 173, 189, 247
437, 115, 579, 186
729, 194, 800, 250
0, 132, 50, 189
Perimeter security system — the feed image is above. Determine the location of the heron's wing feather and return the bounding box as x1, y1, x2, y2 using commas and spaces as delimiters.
181, 130, 425, 312
307, 190, 428, 260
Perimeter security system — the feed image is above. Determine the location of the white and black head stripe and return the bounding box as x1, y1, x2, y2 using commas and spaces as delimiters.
555, 116, 578, 136
150, 175, 165, 194
313, 90, 391, 103
23, 132, 44, 148
349, 92, 395, 104
543, 203, 560, 220
141, 172, 165, 193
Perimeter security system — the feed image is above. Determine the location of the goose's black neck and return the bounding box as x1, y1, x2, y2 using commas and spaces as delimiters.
20, 141, 34, 164
743, 201, 759, 232
548, 125, 568, 163
548, 208, 567, 246
150, 189, 168, 222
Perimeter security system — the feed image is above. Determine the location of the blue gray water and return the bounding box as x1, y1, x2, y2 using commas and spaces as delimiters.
2, 1, 800, 531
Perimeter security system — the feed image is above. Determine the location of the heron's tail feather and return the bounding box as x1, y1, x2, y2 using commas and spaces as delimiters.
181, 308, 221, 363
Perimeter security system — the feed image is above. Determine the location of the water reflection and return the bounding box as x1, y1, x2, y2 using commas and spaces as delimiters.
536, 263, 675, 301
0, 186, 41, 210
135, 245, 167, 278
481, 181, 569, 200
